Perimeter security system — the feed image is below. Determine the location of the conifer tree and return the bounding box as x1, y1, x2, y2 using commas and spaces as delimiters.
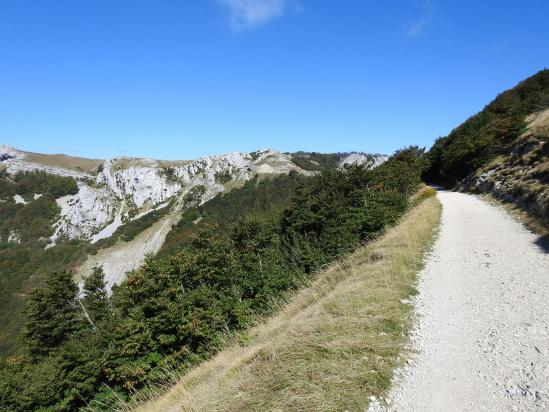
82, 266, 110, 327
23, 271, 80, 356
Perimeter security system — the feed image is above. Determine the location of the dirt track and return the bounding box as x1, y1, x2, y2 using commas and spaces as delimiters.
376, 191, 549, 411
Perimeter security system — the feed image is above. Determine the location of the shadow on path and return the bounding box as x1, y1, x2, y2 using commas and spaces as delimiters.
534, 234, 549, 254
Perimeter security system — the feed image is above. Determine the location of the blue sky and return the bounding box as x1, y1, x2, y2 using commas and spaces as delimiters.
1, 0, 548, 160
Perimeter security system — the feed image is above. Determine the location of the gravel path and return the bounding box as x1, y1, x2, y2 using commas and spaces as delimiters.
374, 191, 549, 411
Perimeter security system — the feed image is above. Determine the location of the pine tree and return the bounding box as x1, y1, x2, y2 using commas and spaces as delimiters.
23, 271, 81, 356
82, 266, 110, 327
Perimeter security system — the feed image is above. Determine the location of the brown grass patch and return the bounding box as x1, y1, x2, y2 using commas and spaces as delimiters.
22, 151, 103, 173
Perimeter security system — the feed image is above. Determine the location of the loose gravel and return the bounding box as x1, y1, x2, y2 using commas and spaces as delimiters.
371, 191, 549, 411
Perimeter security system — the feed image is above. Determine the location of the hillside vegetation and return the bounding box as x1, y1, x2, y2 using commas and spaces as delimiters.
0, 172, 83, 356
426, 69, 548, 186
0, 147, 427, 411
0, 172, 307, 359
160, 172, 311, 257
132, 190, 440, 412
425, 69, 549, 229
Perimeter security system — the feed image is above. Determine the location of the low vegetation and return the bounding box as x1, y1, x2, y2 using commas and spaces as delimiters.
132, 189, 440, 412
290, 152, 343, 172
91, 206, 171, 252
425, 69, 549, 231
0, 147, 429, 411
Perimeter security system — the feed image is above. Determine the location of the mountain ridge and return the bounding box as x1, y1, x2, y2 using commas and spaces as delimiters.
0, 145, 388, 291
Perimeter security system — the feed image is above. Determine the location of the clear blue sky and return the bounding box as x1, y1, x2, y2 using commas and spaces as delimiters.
1, 0, 548, 160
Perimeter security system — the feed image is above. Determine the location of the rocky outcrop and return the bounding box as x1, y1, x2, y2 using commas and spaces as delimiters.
1, 146, 315, 247
338, 153, 388, 170
5, 146, 390, 289
459, 109, 549, 226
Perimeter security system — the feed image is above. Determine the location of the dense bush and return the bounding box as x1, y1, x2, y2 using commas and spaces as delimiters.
0, 148, 428, 410
12, 171, 79, 199
425, 69, 549, 186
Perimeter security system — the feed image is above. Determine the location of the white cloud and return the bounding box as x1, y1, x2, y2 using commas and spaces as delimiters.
405, 0, 435, 37
218, 0, 295, 30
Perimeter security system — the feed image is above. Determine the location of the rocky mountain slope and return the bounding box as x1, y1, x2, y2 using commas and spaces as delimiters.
1, 146, 308, 242
0, 146, 387, 290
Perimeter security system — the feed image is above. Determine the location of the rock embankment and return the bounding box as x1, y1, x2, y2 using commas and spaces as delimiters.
460, 109, 549, 228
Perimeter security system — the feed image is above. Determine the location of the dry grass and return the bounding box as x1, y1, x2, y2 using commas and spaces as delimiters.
122, 193, 441, 412
22, 151, 104, 173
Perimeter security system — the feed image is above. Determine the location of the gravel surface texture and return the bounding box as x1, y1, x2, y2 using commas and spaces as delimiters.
372, 191, 549, 411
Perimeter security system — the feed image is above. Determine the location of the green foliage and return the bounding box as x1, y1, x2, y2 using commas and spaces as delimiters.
281, 148, 422, 267
0, 172, 86, 359
0, 172, 78, 243
1, 269, 112, 411
0, 150, 427, 410
82, 267, 111, 325
12, 171, 78, 199
23, 272, 83, 357
160, 167, 178, 183
370, 146, 429, 196
215, 171, 233, 184
290, 152, 342, 172
183, 185, 206, 206
425, 69, 549, 185
161, 172, 310, 256
0, 167, 166, 361
92, 206, 170, 252
0, 240, 88, 357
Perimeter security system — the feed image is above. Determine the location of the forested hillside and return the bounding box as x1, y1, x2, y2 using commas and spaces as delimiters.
0, 172, 84, 356
160, 172, 311, 257
425, 69, 549, 228
0, 149, 324, 360
0, 147, 427, 411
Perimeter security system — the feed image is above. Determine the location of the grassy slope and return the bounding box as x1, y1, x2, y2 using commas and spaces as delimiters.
129, 192, 441, 412
21, 151, 104, 173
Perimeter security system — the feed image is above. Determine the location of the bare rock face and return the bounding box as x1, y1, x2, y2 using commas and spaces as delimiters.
338, 153, 388, 170
1, 147, 314, 245
0, 145, 93, 179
